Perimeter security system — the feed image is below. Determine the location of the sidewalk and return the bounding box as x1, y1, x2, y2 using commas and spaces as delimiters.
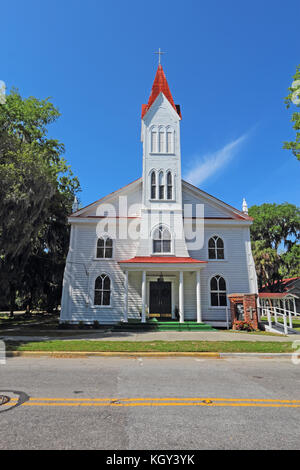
1, 330, 298, 342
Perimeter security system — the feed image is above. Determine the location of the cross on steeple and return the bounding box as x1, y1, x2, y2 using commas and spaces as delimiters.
154, 48, 165, 65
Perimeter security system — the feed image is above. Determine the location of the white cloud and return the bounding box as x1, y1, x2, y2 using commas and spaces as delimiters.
183, 133, 248, 187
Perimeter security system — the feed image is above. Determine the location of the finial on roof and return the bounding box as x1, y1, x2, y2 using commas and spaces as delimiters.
72, 195, 79, 213
154, 48, 165, 65
242, 198, 248, 215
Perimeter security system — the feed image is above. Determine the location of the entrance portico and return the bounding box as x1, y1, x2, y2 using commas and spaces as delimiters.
119, 257, 207, 323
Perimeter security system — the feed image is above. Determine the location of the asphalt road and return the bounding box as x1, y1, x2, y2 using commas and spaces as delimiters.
0, 357, 300, 450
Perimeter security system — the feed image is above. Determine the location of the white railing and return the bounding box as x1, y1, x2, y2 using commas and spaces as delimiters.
259, 304, 300, 335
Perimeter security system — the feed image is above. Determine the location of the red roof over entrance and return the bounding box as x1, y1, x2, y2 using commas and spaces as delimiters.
141, 64, 181, 119
119, 256, 207, 264
259, 292, 296, 299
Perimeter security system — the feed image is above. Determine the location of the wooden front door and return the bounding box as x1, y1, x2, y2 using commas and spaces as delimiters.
149, 281, 172, 318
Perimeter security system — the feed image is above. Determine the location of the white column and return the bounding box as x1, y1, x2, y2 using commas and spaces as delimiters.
179, 271, 184, 323
293, 298, 297, 315
124, 270, 128, 323
196, 270, 202, 323
141, 270, 146, 323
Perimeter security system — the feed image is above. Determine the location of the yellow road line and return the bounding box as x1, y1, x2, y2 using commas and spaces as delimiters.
22, 397, 300, 404
2, 396, 300, 408
8, 402, 300, 408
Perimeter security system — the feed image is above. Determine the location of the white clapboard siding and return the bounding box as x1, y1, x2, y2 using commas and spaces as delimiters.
188, 226, 252, 321
128, 272, 142, 319
183, 272, 197, 320
61, 221, 140, 324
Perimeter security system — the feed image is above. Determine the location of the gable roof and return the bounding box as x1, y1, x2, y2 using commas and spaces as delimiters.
70, 178, 142, 217
258, 292, 298, 299
182, 180, 253, 221
70, 177, 252, 222
141, 64, 181, 119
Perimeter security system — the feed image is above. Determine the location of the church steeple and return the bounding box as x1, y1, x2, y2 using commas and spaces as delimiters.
136, 59, 188, 258
141, 64, 181, 119
140, 62, 183, 213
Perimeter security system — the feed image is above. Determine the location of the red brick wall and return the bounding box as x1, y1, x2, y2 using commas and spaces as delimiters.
228, 293, 258, 330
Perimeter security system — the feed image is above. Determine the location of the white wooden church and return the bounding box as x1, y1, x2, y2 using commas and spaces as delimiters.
60, 63, 258, 327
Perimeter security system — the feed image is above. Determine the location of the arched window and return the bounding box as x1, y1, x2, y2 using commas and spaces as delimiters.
208, 236, 224, 259
94, 274, 111, 306
96, 237, 113, 259
158, 171, 164, 199
150, 171, 156, 199
167, 171, 172, 200
151, 129, 158, 153
153, 225, 171, 253
210, 275, 227, 307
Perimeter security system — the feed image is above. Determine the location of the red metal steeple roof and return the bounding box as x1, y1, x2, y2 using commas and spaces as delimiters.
141, 64, 181, 119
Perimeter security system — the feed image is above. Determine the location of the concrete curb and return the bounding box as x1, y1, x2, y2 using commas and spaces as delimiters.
220, 353, 295, 358
6, 351, 297, 359
6, 351, 220, 358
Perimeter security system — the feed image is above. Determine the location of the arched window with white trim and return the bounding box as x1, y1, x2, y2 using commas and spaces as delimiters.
166, 171, 172, 200
150, 170, 156, 199
158, 171, 164, 200
208, 236, 224, 259
96, 237, 113, 259
153, 225, 171, 253
210, 275, 227, 306
94, 274, 111, 306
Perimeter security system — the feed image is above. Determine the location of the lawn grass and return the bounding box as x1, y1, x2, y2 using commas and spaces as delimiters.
5, 340, 294, 353
261, 316, 300, 332
0, 311, 60, 330
261, 316, 300, 328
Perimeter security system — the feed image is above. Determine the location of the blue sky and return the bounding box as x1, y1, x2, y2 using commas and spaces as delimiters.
1, 0, 299, 210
